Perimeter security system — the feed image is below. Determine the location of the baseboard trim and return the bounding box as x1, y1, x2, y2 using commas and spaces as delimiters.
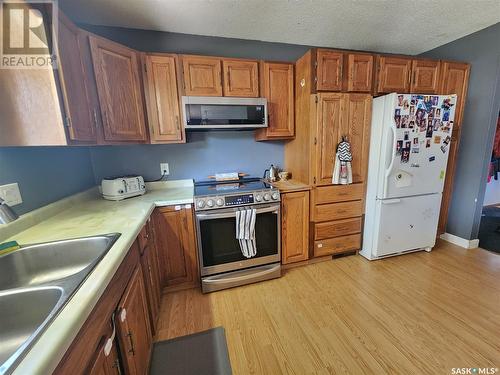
440, 233, 480, 249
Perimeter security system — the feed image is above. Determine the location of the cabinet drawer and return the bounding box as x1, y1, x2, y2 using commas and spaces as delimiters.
314, 200, 363, 222
315, 184, 364, 204
314, 233, 361, 257
314, 217, 362, 240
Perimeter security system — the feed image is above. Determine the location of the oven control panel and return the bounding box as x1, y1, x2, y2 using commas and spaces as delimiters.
194, 189, 280, 211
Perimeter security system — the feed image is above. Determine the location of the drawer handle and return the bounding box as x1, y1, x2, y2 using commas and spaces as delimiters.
126, 332, 135, 355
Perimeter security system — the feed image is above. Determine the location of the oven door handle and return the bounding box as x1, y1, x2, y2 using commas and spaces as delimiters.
196, 205, 279, 220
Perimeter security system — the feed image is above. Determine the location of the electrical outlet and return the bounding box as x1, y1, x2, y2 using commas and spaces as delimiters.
160, 163, 170, 176
0, 183, 22, 206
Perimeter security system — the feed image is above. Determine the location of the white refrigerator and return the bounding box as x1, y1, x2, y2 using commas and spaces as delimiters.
360, 93, 457, 260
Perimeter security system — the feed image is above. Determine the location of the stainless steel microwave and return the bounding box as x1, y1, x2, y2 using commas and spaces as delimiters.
182, 96, 268, 130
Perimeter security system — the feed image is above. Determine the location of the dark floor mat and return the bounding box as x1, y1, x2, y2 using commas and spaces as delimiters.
479, 206, 500, 253
149, 327, 232, 375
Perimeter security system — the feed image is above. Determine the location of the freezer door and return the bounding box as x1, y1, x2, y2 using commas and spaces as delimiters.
380, 94, 457, 199
372, 194, 442, 257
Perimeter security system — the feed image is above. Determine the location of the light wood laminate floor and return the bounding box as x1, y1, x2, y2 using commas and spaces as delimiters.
156, 241, 500, 374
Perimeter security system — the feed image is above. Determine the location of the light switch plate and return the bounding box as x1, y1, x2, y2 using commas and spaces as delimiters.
0, 183, 22, 206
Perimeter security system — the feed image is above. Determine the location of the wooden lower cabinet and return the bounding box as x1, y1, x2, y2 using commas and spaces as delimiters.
153, 205, 199, 291
54, 242, 140, 375
87, 330, 121, 375
116, 266, 153, 375
281, 190, 310, 264
314, 233, 361, 257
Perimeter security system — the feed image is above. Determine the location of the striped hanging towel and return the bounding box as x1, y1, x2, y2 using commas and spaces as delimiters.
235, 208, 257, 258
332, 138, 353, 185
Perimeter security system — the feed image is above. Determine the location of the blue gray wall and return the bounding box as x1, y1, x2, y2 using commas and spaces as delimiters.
421, 23, 500, 240
81, 26, 312, 183
90, 132, 283, 182
0, 147, 95, 215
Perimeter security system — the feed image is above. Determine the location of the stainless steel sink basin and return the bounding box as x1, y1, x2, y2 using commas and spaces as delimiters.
0, 233, 120, 375
0, 287, 63, 370
0, 235, 119, 290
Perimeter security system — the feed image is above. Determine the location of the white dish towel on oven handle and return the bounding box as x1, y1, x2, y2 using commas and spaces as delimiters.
235, 208, 257, 258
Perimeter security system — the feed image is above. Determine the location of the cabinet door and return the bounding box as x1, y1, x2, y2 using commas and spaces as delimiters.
255, 62, 294, 140
181, 55, 222, 96
222, 59, 259, 97
153, 206, 199, 290
376, 56, 412, 93
116, 267, 152, 375
439, 61, 470, 130
346, 53, 373, 92
411, 59, 440, 94
89, 36, 147, 142
281, 191, 310, 264
343, 94, 372, 183
140, 244, 161, 334
144, 54, 184, 143
316, 49, 343, 91
87, 335, 121, 375
57, 12, 96, 142
315, 93, 346, 185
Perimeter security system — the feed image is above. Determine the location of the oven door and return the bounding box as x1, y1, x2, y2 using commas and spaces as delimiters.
195, 204, 280, 276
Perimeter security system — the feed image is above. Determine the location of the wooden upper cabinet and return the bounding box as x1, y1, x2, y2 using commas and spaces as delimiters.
116, 266, 152, 375
89, 36, 147, 142
222, 59, 259, 97
255, 62, 294, 140
144, 54, 184, 143
439, 61, 470, 129
343, 94, 372, 183
316, 49, 343, 91
281, 191, 310, 264
411, 59, 440, 94
375, 56, 412, 94
181, 55, 222, 96
153, 206, 199, 290
315, 93, 345, 185
57, 12, 96, 143
346, 53, 373, 92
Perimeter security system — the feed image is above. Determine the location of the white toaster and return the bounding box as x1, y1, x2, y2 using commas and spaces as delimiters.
101, 176, 146, 201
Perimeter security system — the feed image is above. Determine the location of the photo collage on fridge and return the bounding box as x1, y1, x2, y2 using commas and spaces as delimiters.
394, 94, 455, 166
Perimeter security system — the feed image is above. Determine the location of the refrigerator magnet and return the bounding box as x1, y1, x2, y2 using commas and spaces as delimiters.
440, 145, 448, 153
443, 136, 451, 145
401, 149, 410, 163
429, 156, 436, 162
404, 131, 409, 140
431, 96, 439, 106
443, 111, 450, 121
426, 139, 431, 148
426, 124, 434, 138
396, 140, 403, 155
398, 95, 404, 106
440, 170, 445, 180
434, 135, 441, 144
411, 95, 417, 105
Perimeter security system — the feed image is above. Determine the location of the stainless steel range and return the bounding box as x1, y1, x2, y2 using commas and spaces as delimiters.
194, 177, 281, 293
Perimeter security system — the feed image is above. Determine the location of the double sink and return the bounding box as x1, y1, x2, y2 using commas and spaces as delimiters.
0, 233, 120, 374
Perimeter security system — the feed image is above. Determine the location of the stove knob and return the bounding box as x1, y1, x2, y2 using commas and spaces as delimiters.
263, 193, 271, 201
197, 199, 205, 209
271, 192, 280, 200
206, 199, 215, 208
255, 194, 262, 202
216, 198, 224, 207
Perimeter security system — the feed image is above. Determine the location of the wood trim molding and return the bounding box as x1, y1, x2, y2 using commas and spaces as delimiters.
440, 233, 479, 249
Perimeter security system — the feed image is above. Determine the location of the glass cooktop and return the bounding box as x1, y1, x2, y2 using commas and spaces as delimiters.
194, 177, 273, 196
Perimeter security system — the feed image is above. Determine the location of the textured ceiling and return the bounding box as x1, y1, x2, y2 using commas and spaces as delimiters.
60, 0, 500, 54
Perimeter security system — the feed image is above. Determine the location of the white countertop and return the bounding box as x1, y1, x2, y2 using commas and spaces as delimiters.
1, 180, 194, 375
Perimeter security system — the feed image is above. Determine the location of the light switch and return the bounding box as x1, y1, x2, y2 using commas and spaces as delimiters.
0, 183, 23, 206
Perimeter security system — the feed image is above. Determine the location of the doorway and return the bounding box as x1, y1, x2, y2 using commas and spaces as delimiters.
479, 111, 500, 252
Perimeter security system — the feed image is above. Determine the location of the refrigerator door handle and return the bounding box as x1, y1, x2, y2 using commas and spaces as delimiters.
383, 125, 397, 197
381, 198, 401, 204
